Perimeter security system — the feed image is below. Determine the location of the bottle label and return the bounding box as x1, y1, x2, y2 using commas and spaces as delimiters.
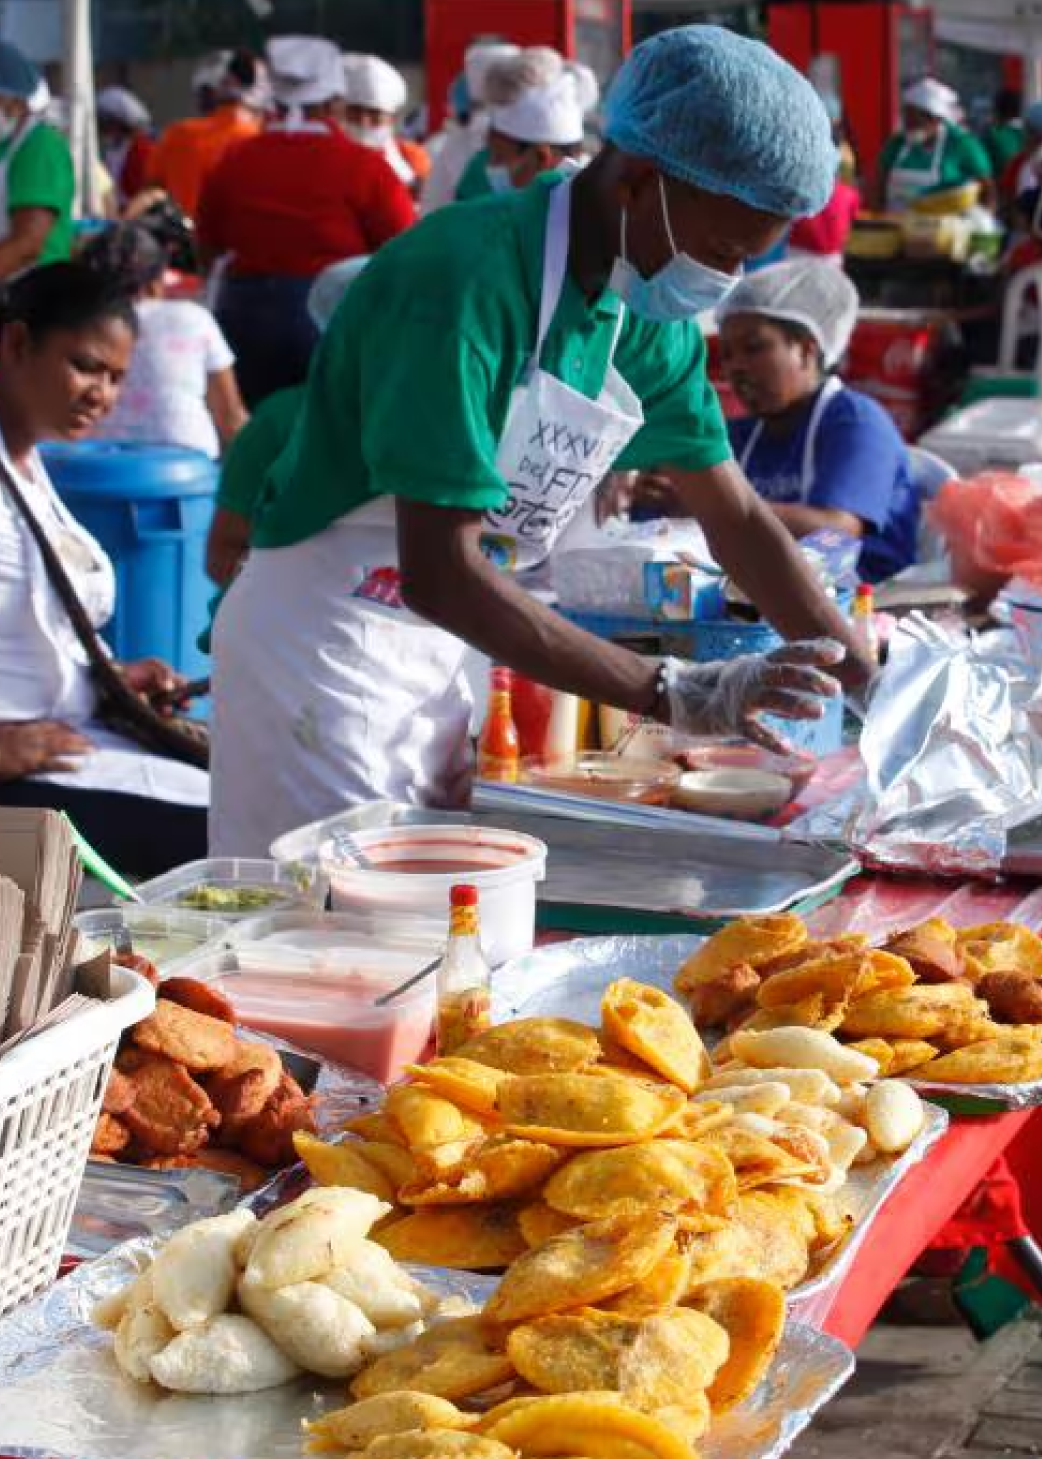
449, 906, 479, 938
476, 754, 519, 784
437, 987, 492, 1055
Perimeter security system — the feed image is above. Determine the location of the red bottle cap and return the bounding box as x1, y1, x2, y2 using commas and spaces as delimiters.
450, 884, 479, 908
856, 583, 873, 599
489, 667, 513, 692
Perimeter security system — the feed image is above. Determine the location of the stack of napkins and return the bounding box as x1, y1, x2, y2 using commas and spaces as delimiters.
0, 810, 83, 1042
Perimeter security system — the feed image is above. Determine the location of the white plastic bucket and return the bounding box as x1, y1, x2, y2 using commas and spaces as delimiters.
319, 823, 547, 966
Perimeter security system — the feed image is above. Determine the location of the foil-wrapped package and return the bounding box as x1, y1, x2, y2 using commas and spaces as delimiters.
854, 615, 1042, 874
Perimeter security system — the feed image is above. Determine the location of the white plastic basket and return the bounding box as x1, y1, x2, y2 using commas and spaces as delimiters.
0, 966, 155, 1316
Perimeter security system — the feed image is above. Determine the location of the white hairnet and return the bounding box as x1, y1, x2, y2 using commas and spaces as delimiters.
491, 69, 584, 147
603, 25, 836, 219
465, 41, 521, 106
716, 258, 860, 368
343, 54, 407, 115
97, 85, 151, 131
307, 255, 370, 331
903, 77, 960, 123
267, 36, 345, 108
565, 61, 600, 117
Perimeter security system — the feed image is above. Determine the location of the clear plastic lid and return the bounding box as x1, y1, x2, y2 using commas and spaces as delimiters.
74, 907, 231, 973
134, 858, 318, 919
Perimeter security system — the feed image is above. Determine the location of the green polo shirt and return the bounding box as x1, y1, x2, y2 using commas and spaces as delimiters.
218, 384, 303, 520
0, 123, 74, 263
455, 146, 492, 202
254, 175, 731, 550
880, 123, 992, 197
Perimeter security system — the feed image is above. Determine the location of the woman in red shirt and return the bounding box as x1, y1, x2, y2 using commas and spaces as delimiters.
197, 36, 415, 407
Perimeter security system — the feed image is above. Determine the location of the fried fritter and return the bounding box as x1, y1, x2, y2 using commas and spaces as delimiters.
160, 976, 236, 1024
685, 964, 761, 1029
883, 923, 966, 985
132, 999, 237, 1073
92, 1111, 130, 1156
121, 1052, 218, 1156
102, 1067, 135, 1116
233, 1073, 316, 1167
976, 971, 1042, 1026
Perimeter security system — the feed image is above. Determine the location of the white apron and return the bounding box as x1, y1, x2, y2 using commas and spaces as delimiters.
885, 127, 945, 212
737, 377, 843, 502
209, 178, 645, 856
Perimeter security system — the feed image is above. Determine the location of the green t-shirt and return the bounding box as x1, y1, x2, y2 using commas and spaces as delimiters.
454, 146, 492, 202
1, 123, 74, 263
218, 385, 303, 519
254, 175, 731, 550
880, 123, 993, 197
984, 120, 1024, 176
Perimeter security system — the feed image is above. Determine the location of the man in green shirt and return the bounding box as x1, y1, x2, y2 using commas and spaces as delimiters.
0, 42, 74, 275
983, 88, 1024, 178
878, 76, 994, 212
210, 25, 871, 857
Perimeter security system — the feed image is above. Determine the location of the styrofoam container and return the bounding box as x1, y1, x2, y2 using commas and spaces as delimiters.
134, 857, 319, 919
74, 906, 230, 974
918, 398, 1042, 476
173, 943, 435, 1086
0, 965, 155, 1316
320, 823, 548, 966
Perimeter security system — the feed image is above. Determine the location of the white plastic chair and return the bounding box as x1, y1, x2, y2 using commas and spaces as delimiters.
908, 444, 959, 563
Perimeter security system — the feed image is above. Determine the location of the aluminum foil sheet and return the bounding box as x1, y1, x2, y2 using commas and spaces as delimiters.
495, 934, 949, 1316
0, 1239, 853, 1459
854, 617, 1042, 875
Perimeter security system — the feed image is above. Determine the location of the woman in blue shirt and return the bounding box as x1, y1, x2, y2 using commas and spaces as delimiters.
718, 259, 919, 582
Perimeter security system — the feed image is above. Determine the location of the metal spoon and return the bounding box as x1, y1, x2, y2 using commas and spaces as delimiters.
373, 953, 442, 1008
331, 830, 375, 871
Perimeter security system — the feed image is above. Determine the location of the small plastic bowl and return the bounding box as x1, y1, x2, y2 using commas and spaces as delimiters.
673, 768, 794, 821
522, 752, 682, 805
676, 740, 817, 799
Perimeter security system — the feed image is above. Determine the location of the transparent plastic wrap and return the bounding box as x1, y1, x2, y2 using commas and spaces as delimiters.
0, 1238, 853, 1459
853, 615, 1042, 874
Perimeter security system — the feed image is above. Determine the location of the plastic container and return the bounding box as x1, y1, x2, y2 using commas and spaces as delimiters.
677, 740, 817, 800
175, 942, 435, 1086
522, 752, 681, 806
41, 441, 218, 679
134, 857, 319, 919
918, 398, 1042, 477
0, 965, 155, 1316
321, 824, 548, 967
673, 768, 794, 821
74, 906, 230, 974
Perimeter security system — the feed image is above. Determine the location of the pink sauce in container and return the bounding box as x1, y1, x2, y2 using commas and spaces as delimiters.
320, 824, 548, 967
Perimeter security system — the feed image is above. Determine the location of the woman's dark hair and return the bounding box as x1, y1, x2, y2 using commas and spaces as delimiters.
79, 221, 167, 294
0, 260, 139, 341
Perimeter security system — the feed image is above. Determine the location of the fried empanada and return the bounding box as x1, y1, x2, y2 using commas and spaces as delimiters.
132, 998, 237, 1072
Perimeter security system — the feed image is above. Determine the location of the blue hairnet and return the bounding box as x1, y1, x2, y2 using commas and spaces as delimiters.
603, 26, 836, 219
0, 41, 40, 102
1026, 100, 1042, 136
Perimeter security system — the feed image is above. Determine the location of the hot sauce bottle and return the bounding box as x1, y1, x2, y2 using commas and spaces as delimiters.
477, 667, 521, 783
435, 884, 492, 1055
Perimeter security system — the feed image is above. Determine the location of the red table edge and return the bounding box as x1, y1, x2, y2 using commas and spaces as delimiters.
821, 1107, 1038, 1348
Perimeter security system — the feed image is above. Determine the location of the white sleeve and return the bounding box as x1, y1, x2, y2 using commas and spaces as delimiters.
200, 306, 235, 373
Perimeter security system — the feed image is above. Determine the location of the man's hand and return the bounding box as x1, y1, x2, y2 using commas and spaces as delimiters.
0, 721, 92, 781
596, 470, 681, 524
121, 659, 188, 714
205, 507, 250, 586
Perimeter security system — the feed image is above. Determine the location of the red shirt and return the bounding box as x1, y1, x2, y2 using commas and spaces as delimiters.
197, 124, 415, 278
788, 179, 861, 257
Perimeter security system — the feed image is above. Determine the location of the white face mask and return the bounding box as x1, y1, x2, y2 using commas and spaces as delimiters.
486, 162, 516, 194
0, 112, 20, 144
345, 120, 395, 149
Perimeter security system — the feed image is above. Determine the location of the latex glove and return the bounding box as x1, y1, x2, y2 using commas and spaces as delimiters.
664, 639, 845, 753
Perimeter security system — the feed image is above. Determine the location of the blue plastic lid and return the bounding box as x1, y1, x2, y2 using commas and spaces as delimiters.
40, 440, 218, 499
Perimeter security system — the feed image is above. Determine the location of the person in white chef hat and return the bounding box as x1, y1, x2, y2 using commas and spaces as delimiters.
483, 50, 588, 196
878, 76, 995, 212
420, 38, 521, 212
341, 54, 430, 195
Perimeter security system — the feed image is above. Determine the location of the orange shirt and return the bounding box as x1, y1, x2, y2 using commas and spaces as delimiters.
397, 138, 431, 183
148, 105, 262, 219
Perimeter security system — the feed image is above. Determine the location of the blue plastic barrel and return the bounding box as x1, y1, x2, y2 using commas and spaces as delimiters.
41, 441, 217, 679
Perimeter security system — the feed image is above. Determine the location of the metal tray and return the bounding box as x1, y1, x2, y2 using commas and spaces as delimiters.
0, 1238, 853, 1459
338, 801, 858, 931
494, 933, 948, 1321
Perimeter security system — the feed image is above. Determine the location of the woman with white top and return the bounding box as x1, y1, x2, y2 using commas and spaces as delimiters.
0, 260, 209, 873
83, 222, 247, 459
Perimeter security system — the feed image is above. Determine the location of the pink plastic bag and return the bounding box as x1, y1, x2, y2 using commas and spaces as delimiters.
928, 472, 1042, 596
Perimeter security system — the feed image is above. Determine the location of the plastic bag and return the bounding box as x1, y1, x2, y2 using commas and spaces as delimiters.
928, 471, 1042, 596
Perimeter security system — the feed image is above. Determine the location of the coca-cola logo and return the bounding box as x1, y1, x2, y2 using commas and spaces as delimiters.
883, 337, 925, 375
